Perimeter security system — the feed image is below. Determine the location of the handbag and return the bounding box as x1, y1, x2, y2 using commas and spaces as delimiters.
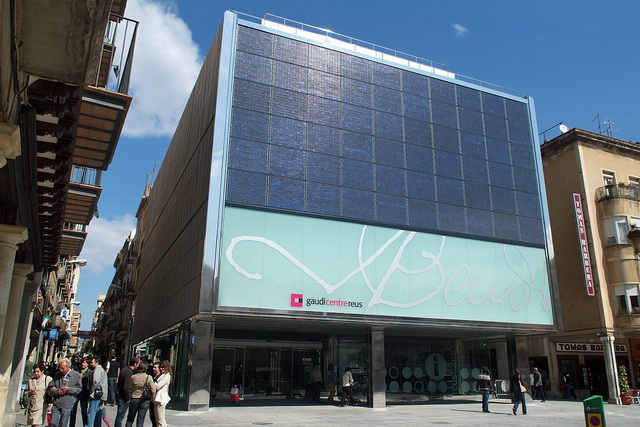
519, 382, 527, 393
142, 375, 153, 399
94, 383, 103, 399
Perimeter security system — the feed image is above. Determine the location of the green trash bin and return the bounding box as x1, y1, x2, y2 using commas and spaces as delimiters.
583, 395, 606, 427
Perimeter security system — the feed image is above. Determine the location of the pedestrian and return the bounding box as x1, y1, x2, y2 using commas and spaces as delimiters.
563, 373, 577, 400
311, 362, 323, 403
87, 356, 108, 426
115, 357, 140, 427
148, 363, 160, 427
510, 369, 527, 415
233, 362, 244, 400
25, 362, 53, 426
47, 358, 82, 427
125, 361, 156, 427
477, 366, 493, 413
153, 361, 172, 427
327, 363, 338, 403
69, 358, 90, 427
339, 367, 360, 407
532, 367, 546, 402
107, 355, 120, 406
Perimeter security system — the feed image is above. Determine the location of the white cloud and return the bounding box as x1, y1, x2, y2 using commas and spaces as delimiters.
80, 215, 136, 275
451, 23, 469, 37
122, 0, 203, 137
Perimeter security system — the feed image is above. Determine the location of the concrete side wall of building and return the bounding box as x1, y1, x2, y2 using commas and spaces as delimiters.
132, 24, 224, 343
543, 142, 602, 332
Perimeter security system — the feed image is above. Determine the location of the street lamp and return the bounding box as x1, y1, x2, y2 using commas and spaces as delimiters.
627, 225, 640, 256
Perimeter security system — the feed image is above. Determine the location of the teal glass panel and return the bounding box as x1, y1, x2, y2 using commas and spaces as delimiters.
219, 207, 553, 325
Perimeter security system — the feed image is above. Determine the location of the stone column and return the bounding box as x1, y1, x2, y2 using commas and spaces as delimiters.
187, 319, 215, 411
0, 225, 28, 348
370, 327, 386, 409
600, 334, 621, 404
4, 280, 38, 427
0, 263, 33, 419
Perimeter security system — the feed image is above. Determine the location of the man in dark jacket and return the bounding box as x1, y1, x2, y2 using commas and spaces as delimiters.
115, 357, 140, 427
48, 359, 82, 427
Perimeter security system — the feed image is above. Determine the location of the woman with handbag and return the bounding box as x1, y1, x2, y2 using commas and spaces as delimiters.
26, 363, 52, 426
125, 361, 156, 427
153, 361, 172, 427
510, 369, 527, 415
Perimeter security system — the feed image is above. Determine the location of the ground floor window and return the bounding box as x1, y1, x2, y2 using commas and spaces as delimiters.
385, 338, 495, 396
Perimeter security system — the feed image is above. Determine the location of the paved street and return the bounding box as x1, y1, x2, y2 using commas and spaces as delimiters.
15, 397, 640, 426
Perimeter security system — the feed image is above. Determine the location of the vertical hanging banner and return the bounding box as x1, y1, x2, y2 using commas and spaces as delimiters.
573, 193, 595, 296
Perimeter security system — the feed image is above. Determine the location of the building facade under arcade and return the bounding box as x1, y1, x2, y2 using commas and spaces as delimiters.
130, 11, 557, 410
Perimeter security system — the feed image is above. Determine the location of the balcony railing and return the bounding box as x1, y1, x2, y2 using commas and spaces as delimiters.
97, 14, 138, 94
596, 184, 640, 203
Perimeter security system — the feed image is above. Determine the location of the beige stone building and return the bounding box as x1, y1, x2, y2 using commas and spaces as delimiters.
531, 128, 640, 403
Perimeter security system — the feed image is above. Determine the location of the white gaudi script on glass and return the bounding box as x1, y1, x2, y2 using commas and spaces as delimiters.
225, 225, 550, 314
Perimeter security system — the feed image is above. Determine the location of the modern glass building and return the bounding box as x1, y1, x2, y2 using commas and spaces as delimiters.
131, 11, 557, 410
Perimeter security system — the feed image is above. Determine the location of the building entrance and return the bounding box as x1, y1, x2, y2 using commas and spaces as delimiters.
211, 340, 322, 400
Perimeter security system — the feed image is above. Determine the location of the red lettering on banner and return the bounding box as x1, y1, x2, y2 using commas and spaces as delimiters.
573, 194, 595, 296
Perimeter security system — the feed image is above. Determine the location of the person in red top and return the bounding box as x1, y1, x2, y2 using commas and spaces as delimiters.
477, 366, 493, 413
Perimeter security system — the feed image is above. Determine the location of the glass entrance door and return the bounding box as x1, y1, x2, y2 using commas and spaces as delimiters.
211, 348, 240, 398
292, 349, 321, 398
212, 344, 322, 400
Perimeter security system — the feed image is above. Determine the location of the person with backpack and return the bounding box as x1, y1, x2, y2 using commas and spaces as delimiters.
87, 356, 108, 426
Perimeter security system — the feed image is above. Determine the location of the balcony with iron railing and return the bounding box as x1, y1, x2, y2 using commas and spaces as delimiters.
596, 184, 640, 203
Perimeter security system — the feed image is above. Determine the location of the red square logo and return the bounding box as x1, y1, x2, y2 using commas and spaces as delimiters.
290, 294, 303, 307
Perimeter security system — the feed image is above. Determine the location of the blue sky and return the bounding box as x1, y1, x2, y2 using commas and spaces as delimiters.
75, 0, 640, 328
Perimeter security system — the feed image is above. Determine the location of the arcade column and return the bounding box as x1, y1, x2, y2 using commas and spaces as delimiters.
187, 319, 215, 411
0, 262, 33, 420
371, 327, 386, 409
600, 334, 621, 404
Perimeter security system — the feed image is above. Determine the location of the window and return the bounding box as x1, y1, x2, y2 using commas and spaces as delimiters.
615, 284, 640, 315
602, 216, 629, 246
602, 171, 616, 186
629, 176, 639, 188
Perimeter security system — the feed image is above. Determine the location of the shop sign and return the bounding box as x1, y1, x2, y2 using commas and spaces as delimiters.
629, 339, 640, 361
220, 206, 554, 325
573, 193, 595, 296
555, 342, 627, 353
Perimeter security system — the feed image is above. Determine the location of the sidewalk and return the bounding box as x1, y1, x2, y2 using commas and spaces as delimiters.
15, 397, 640, 426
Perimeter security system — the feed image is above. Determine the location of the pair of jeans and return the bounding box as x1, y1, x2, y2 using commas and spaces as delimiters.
125, 398, 151, 427
108, 377, 118, 404
534, 385, 546, 401
513, 393, 527, 414
86, 398, 103, 427
114, 398, 129, 427
51, 405, 74, 427
481, 391, 490, 412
